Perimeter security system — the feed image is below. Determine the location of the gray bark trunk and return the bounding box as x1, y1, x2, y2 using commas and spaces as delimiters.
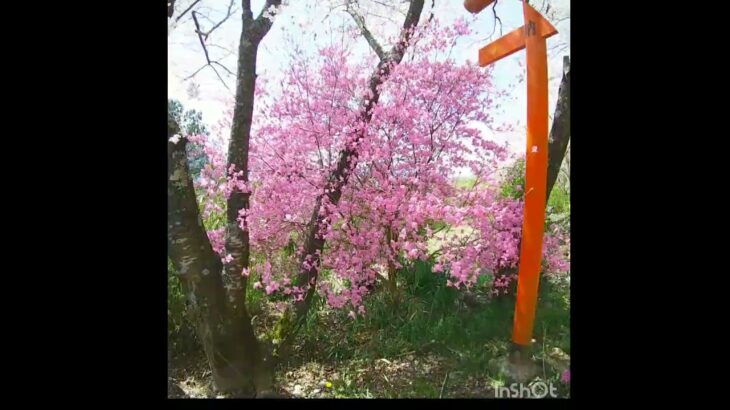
168, 0, 284, 397
546, 56, 570, 201
216, 1, 282, 395
168, 119, 261, 396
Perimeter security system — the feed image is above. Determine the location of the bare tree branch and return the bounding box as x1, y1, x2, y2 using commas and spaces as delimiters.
185, 64, 207, 80
212, 61, 236, 77
469, 0, 502, 47
361, 10, 401, 25
211, 65, 232, 92
371, 0, 407, 15
203, 0, 236, 40
549, 42, 569, 55
184, 62, 233, 92
192, 0, 236, 41
346, 1, 385, 61
488, 0, 502, 39
193, 6, 216, 17
175, 0, 201, 22
188, 11, 233, 91
207, 43, 237, 55
465, 0, 502, 48
192, 12, 212, 62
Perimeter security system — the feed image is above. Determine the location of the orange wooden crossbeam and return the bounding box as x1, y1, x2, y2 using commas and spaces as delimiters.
478, 15, 557, 67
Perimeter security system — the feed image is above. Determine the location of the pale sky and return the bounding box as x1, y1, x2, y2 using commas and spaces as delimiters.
168, 0, 570, 158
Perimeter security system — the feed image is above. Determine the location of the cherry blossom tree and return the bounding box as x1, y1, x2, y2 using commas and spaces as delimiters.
192, 16, 569, 347
168, 0, 431, 397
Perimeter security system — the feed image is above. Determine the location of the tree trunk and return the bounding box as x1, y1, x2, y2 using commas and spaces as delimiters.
546, 56, 570, 201
168, 120, 261, 397
168, 0, 283, 397
168, 0, 176, 18
217, 6, 278, 396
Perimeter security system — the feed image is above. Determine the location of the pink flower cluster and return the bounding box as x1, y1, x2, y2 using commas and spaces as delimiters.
206, 227, 225, 257
491, 273, 518, 297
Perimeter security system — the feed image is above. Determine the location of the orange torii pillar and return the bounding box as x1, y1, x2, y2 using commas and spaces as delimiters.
465, 0, 558, 350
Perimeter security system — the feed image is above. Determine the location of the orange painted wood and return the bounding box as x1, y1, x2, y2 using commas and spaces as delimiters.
478, 16, 556, 67
511, 1, 551, 347
466, 0, 559, 347
464, 0, 495, 14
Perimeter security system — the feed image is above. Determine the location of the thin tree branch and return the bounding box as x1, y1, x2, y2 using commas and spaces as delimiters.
207, 43, 237, 55
193, 6, 216, 19
210, 65, 232, 92
175, 0, 201, 22
192, 12, 212, 63
192, 0, 235, 41
371, 0, 407, 15
188, 11, 233, 91
362, 10, 401, 25
465, 0, 502, 48
212, 61, 236, 77
549, 43, 569, 55
203, 0, 236, 40
346, 2, 385, 61
489, 0, 502, 39
185, 64, 207, 80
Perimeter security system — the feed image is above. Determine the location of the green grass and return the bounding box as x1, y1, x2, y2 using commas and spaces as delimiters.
293, 259, 570, 397
547, 183, 570, 214
454, 176, 478, 189
500, 158, 525, 200
171, 169, 570, 398
168, 260, 200, 357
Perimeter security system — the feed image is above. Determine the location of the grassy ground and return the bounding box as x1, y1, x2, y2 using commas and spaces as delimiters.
168, 168, 570, 398
277, 261, 570, 398
168, 260, 570, 398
